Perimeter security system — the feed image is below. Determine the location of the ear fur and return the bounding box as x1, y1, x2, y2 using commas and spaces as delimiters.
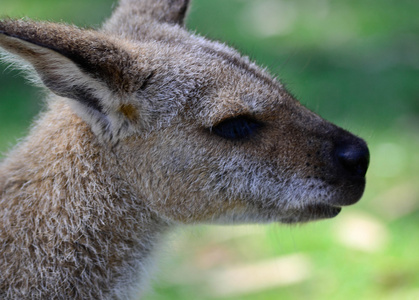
0, 19, 150, 142
118, 0, 190, 26
103, 0, 191, 40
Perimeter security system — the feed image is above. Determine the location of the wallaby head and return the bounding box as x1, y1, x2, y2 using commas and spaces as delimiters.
0, 0, 369, 298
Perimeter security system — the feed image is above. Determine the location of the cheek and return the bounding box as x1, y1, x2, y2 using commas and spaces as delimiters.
128, 124, 305, 223
142, 166, 251, 223
130, 133, 238, 222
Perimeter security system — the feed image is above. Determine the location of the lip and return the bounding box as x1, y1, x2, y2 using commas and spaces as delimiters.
307, 203, 342, 218
279, 203, 342, 224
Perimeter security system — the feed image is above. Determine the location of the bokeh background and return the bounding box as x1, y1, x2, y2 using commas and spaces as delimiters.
1, 0, 418, 299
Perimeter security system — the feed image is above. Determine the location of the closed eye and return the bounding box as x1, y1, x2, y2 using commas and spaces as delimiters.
211, 116, 264, 140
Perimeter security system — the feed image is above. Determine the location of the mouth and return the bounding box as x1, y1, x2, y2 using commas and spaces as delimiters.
307, 203, 342, 218
280, 203, 342, 224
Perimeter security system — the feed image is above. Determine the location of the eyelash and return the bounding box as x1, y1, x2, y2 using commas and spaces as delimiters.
211, 116, 264, 140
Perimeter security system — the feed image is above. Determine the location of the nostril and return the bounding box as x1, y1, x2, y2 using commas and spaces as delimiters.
336, 142, 370, 177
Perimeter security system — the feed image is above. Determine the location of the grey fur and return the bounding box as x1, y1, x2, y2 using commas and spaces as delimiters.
0, 0, 369, 298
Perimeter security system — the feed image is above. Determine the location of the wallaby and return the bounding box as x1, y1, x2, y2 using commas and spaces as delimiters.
0, 0, 369, 299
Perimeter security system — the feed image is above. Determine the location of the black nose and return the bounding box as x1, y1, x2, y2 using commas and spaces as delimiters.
335, 141, 370, 177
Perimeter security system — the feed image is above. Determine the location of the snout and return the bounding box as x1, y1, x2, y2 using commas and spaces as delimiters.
292, 135, 370, 222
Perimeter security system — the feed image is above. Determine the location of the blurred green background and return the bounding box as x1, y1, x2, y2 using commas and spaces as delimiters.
1, 0, 418, 299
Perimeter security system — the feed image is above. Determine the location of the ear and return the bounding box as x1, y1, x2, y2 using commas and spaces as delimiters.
0, 19, 150, 143
122, 0, 190, 25
104, 0, 191, 36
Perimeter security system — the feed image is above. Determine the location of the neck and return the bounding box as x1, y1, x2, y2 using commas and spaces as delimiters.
0, 99, 169, 299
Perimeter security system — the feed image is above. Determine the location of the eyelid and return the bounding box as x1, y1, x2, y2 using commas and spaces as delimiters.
210, 115, 264, 140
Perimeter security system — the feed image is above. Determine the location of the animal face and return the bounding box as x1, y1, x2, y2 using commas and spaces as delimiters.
0, 0, 369, 225
114, 38, 369, 224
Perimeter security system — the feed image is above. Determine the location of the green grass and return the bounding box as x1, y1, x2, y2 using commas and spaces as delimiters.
1, 0, 418, 299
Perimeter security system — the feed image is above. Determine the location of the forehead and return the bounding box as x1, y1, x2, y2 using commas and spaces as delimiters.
134, 36, 291, 125
183, 42, 289, 125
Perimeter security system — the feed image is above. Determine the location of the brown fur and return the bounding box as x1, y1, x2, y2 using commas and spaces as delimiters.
0, 0, 369, 299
